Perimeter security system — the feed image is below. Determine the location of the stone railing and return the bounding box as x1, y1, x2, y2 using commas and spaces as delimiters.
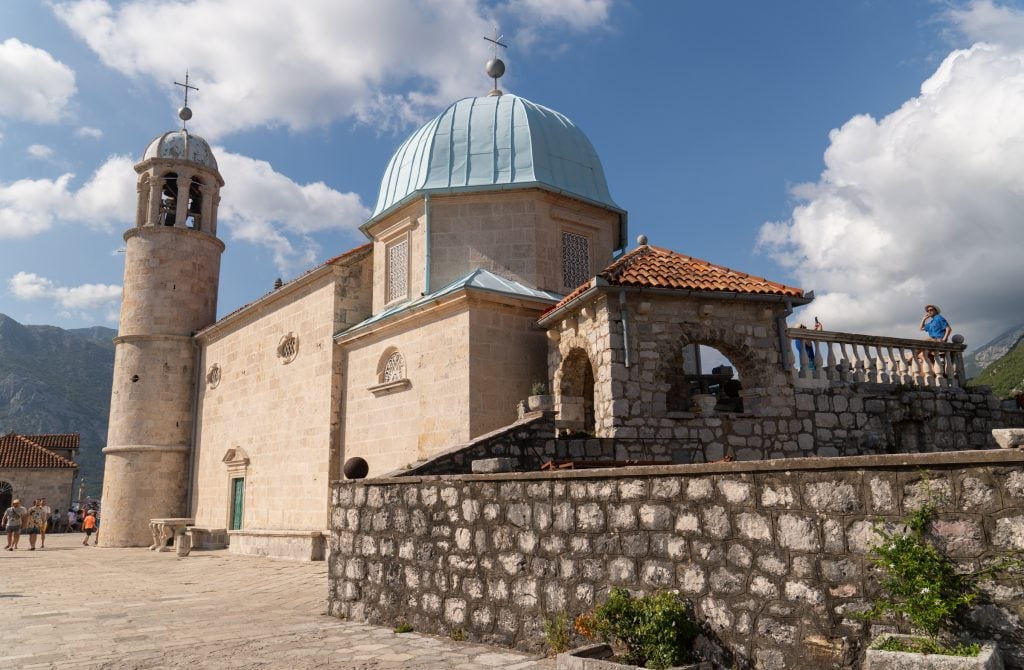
786, 328, 967, 388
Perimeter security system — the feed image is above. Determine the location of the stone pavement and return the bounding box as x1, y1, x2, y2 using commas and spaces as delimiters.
0, 532, 556, 669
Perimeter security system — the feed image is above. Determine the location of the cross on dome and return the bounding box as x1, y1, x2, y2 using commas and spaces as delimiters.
174, 71, 199, 128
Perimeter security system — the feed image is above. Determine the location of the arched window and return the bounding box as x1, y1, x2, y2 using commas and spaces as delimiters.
370, 347, 411, 395
160, 172, 179, 226
380, 350, 405, 384
186, 176, 204, 230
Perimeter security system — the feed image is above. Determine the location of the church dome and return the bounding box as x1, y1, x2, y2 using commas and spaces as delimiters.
142, 129, 218, 171
371, 94, 620, 222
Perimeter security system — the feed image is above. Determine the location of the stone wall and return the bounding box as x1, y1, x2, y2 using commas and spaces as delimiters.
0, 468, 77, 511
329, 450, 1024, 669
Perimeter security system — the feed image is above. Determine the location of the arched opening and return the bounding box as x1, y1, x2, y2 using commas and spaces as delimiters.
159, 172, 178, 226
0, 481, 12, 513
660, 340, 752, 415
186, 177, 204, 230
558, 347, 596, 434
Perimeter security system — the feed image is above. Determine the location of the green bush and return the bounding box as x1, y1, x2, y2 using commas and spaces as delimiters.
863, 503, 977, 638
543, 611, 571, 654
587, 588, 699, 669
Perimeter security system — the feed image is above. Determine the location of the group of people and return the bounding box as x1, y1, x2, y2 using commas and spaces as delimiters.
3, 498, 100, 551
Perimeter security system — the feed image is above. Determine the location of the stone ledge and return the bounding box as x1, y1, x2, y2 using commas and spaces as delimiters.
339, 448, 1024, 486
229, 529, 326, 561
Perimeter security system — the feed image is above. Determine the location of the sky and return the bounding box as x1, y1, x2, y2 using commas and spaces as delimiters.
1, 0, 1023, 352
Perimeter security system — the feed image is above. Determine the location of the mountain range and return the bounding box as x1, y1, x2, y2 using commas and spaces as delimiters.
0, 314, 115, 497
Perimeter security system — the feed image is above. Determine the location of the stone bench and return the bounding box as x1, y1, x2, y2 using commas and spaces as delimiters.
148, 518, 194, 552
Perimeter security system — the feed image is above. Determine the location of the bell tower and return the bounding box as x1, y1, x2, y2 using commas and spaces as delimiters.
100, 83, 225, 547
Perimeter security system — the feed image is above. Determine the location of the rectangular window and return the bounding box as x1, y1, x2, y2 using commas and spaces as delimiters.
561, 231, 590, 290
230, 477, 244, 530
386, 238, 409, 303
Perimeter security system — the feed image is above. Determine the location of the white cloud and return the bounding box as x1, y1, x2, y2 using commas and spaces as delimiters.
0, 156, 135, 238
0, 146, 370, 274
27, 144, 54, 160
76, 126, 103, 139
9, 271, 121, 311
0, 38, 76, 123
947, 0, 1024, 48
52, 0, 614, 137
509, 0, 611, 30
758, 39, 1024, 348
216, 149, 370, 273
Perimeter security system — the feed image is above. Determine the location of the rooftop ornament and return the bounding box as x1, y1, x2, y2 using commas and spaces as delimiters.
484, 27, 507, 96
174, 70, 198, 129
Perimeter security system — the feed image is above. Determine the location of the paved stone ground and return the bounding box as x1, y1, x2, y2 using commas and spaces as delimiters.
0, 532, 555, 669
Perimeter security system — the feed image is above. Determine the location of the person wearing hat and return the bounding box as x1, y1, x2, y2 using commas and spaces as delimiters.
3, 499, 28, 550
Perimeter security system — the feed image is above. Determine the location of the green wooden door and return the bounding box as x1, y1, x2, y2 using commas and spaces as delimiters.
230, 478, 244, 530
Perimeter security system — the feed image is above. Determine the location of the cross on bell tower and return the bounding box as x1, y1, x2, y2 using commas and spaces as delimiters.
483, 28, 507, 96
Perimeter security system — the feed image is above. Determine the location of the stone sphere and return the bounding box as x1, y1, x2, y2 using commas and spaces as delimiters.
178, 106, 193, 121
343, 457, 369, 480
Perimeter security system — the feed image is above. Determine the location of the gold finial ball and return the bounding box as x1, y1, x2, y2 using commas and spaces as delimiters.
178, 106, 193, 121
485, 58, 505, 80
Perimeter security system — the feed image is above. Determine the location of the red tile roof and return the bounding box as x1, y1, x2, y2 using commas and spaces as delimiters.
551, 244, 805, 312
19, 434, 79, 450
0, 434, 79, 469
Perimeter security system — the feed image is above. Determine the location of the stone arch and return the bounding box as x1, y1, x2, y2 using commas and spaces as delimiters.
0, 480, 12, 513
557, 346, 597, 433
655, 323, 774, 407
159, 171, 179, 226
186, 176, 205, 230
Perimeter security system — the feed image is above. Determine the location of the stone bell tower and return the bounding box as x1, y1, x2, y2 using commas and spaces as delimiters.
100, 87, 224, 547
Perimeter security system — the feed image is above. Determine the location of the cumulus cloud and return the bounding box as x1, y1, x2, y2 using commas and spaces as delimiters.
0, 38, 76, 123
52, 0, 614, 137
216, 150, 370, 272
0, 146, 369, 273
947, 0, 1024, 47
76, 126, 103, 139
0, 156, 135, 238
9, 271, 121, 316
758, 35, 1024, 348
509, 0, 611, 30
27, 144, 55, 160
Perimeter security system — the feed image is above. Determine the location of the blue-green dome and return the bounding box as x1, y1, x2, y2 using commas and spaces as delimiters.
370, 94, 621, 222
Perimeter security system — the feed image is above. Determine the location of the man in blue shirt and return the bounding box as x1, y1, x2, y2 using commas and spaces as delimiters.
920, 304, 951, 342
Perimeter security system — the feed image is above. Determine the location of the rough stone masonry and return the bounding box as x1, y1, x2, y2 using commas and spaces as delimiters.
330, 450, 1024, 669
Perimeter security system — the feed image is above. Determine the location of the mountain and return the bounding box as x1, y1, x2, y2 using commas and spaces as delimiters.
964, 323, 1024, 378
0, 314, 115, 497
970, 337, 1024, 400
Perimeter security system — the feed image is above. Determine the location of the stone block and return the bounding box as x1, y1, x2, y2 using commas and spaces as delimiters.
777, 514, 820, 552
471, 457, 514, 473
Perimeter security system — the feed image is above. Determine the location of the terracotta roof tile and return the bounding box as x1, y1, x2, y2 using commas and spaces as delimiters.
0, 434, 79, 469
19, 434, 79, 450
549, 245, 804, 313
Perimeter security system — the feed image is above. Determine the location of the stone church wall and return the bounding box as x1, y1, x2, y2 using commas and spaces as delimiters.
329, 450, 1024, 669
192, 266, 352, 552
0, 469, 76, 510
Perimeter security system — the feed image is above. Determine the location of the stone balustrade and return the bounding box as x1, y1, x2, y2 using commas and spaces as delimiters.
786, 328, 967, 389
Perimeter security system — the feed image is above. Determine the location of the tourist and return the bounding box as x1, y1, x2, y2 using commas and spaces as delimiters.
919, 305, 951, 342
82, 510, 97, 545
793, 324, 816, 371
38, 497, 51, 547
3, 499, 28, 550
51, 508, 62, 533
67, 508, 78, 532
813, 316, 824, 331
25, 499, 45, 550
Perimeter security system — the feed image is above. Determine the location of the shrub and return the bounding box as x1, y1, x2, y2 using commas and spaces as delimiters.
863, 500, 1022, 652
543, 611, 571, 654
530, 381, 549, 396
582, 588, 699, 670
393, 622, 413, 633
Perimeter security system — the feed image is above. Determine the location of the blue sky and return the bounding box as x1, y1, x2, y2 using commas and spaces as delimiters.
1, 1, 1023, 350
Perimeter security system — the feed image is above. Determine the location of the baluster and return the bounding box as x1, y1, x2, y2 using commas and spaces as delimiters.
838, 343, 851, 382
881, 345, 895, 384
798, 341, 809, 379
864, 347, 878, 383
813, 340, 825, 380
953, 351, 966, 388
826, 341, 838, 381
849, 344, 864, 382
899, 347, 913, 384
910, 349, 924, 386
